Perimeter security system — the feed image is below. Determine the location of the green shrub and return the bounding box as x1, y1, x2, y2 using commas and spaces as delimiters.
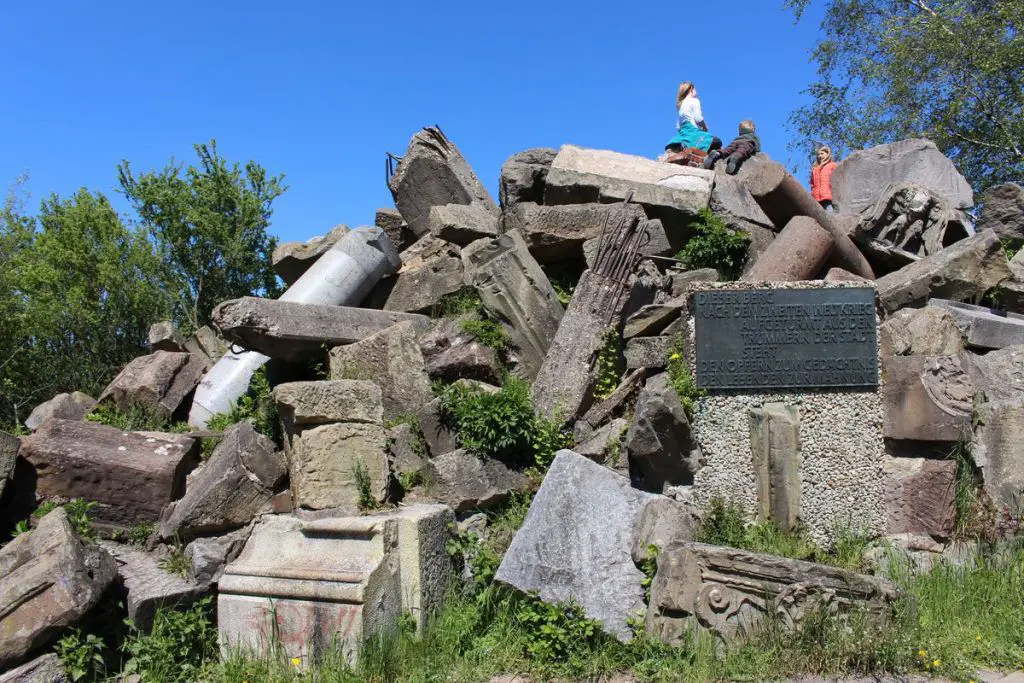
675, 208, 749, 280
592, 329, 622, 401
698, 496, 749, 548
63, 499, 98, 540
56, 628, 107, 682
86, 404, 190, 433
666, 336, 705, 416
459, 318, 508, 353
431, 287, 483, 318
204, 366, 280, 444
128, 522, 155, 547
639, 544, 659, 603
121, 598, 218, 682
354, 457, 377, 511
515, 594, 601, 670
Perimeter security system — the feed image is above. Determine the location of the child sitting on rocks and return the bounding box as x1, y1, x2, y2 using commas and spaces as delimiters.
703, 119, 761, 175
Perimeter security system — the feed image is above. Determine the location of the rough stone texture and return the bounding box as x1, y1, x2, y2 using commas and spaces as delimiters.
666, 268, 719, 298
1010, 249, 1024, 282
495, 450, 659, 641
375, 208, 417, 254
154, 423, 285, 544
624, 300, 686, 340
0, 431, 17, 503
625, 373, 699, 493
388, 127, 498, 238
420, 450, 525, 512
750, 403, 802, 531
419, 317, 504, 385
709, 169, 774, 231
876, 230, 1013, 313
977, 183, 1024, 245
100, 541, 204, 630
0, 508, 117, 669
98, 351, 206, 420
20, 420, 200, 527
387, 423, 427, 482
508, 202, 652, 263
960, 345, 1024, 403
824, 267, 870, 283
631, 497, 700, 564
646, 542, 897, 645
929, 299, 1024, 350
289, 422, 389, 512
184, 325, 226, 367
383, 235, 467, 314
212, 297, 430, 360
416, 399, 459, 458
148, 321, 185, 352
832, 139, 973, 216
881, 355, 973, 442
743, 216, 833, 282
972, 397, 1024, 511
499, 148, 556, 209
274, 380, 384, 427
544, 145, 713, 232
580, 218, 672, 269
574, 417, 629, 472
576, 369, 647, 442
24, 392, 95, 432
879, 306, 964, 356
0, 653, 68, 682
328, 322, 432, 421
463, 230, 564, 379
273, 224, 350, 286
429, 203, 499, 245
884, 457, 956, 539
186, 526, 252, 587
624, 336, 670, 370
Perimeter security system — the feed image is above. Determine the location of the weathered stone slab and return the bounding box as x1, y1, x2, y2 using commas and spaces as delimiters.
631, 497, 699, 564
824, 267, 871, 283
154, 423, 285, 544
624, 373, 699, 492
960, 345, 1024, 402
0, 653, 68, 682
429, 203, 499, 245
581, 219, 673, 269
0, 431, 17, 502
624, 336, 670, 370
977, 182, 1024, 246
186, 526, 252, 587
20, 420, 200, 527
576, 369, 647, 441
880, 356, 973, 441
100, 541, 204, 630
148, 321, 185, 352
375, 208, 417, 254
274, 380, 383, 427
0, 508, 117, 669
876, 229, 1012, 313
573, 417, 629, 471
416, 398, 459, 458
25, 392, 95, 431
750, 403, 801, 531
508, 202, 650, 263
972, 397, 1024, 511
646, 542, 897, 645
420, 449, 525, 512
463, 230, 564, 379
212, 297, 430, 360
709, 170, 774, 231
495, 450, 659, 641
387, 422, 427, 484
499, 148, 556, 209
99, 351, 206, 420
928, 299, 1024, 350
383, 235, 467, 314
289, 422, 389, 512
884, 457, 956, 539
184, 325, 226, 367
273, 224, 350, 286
743, 216, 833, 281
832, 139, 973, 216
666, 268, 719, 298
388, 127, 498, 238
879, 306, 964, 356
328, 321, 432, 421
623, 300, 686, 340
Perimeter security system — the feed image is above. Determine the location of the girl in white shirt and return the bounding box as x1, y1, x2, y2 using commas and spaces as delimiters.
665, 81, 722, 153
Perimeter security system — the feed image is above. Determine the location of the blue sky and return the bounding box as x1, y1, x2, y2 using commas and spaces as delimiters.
1, 1, 827, 245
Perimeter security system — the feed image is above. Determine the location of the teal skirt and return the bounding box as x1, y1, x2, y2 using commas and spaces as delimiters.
666, 121, 715, 151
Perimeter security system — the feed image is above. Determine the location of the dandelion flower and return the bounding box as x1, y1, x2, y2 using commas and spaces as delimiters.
933, 659, 941, 667
670, 353, 681, 360
918, 649, 927, 658
976, 634, 983, 641
291, 657, 301, 667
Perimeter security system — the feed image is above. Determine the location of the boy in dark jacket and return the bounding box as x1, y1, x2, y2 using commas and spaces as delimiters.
703, 119, 760, 175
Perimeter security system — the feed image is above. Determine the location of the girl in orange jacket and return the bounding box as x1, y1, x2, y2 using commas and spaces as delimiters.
810, 145, 837, 212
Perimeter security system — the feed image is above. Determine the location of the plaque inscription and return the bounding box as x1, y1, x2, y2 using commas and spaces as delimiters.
694, 288, 878, 390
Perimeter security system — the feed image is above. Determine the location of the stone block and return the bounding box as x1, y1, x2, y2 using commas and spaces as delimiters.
429, 203, 499, 245
884, 457, 956, 539
508, 201, 650, 263
148, 321, 185, 352
100, 541, 205, 631
876, 229, 1012, 313
750, 403, 801, 531
977, 182, 1024, 246
624, 373, 699, 492
420, 449, 525, 512
960, 345, 1024, 403
419, 316, 503, 385
212, 297, 430, 361
383, 235, 467, 314
709, 169, 774, 231
184, 325, 226, 367
624, 336, 670, 370
328, 321, 432, 421
879, 306, 964, 356
929, 299, 1024, 350
20, 419, 200, 527
645, 542, 897, 645
631, 497, 699, 564
375, 208, 417, 253
98, 351, 206, 420
377, 504, 454, 629
273, 224, 350, 286
387, 422, 427, 482
573, 417, 629, 473
463, 230, 564, 379
972, 397, 1024, 511
416, 398, 459, 458
666, 268, 719, 298
576, 368, 647, 441
499, 147, 556, 209
824, 267, 871, 283
186, 526, 252, 587
0, 431, 17, 502
274, 380, 384, 427
581, 219, 672, 269
154, 422, 285, 544
623, 300, 686, 340
881, 355, 973, 442
495, 450, 659, 641
0, 508, 117, 669
742, 216, 833, 281
0, 653, 68, 682
24, 392, 95, 432
289, 422, 389, 511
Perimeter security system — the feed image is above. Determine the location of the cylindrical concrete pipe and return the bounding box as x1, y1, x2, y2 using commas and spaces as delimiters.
743, 216, 834, 282
188, 226, 401, 428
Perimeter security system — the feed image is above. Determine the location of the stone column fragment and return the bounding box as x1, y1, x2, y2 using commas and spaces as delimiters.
749, 403, 801, 531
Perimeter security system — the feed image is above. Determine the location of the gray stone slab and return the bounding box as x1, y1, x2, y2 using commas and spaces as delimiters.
973, 397, 1024, 511
420, 450, 525, 513
429, 203, 499, 245
499, 148, 556, 209
508, 201, 649, 263
100, 541, 205, 630
929, 299, 1024, 350
0, 654, 68, 683
274, 380, 384, 427
881, 355, 974, 442
624, 336, 670, 370
25, 392, 95, 432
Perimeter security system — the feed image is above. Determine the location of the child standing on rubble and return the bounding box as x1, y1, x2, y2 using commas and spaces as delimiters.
810, 145, 837, 212
665, 82, 722, 154
702, 119, 761, 175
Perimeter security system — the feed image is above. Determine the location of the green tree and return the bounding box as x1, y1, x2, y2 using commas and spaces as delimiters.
786, 0, 1024, 190
118, 141, 286, 333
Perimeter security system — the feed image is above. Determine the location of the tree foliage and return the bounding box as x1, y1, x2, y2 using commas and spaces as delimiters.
786, 0, 1024, 190
118, 141, 285, 333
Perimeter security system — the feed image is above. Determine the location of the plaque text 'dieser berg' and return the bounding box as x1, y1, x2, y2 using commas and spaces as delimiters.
694, 288, 878, 390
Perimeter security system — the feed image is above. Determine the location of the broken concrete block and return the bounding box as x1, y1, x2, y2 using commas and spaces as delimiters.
429, 203, 500, 245
884, 457, 956, 539
463, 230, 564, 379
0, 653, 68, 683
290, 422, 389, 512
212, 297, 431, 361
625, 336, 670, 370
416, 398, 459, 458
750, 403, 802, 531
186, 526, 252, 587
24, 392, 95, 431
273, 224, 350, 286
742, 216, 833, 281
375, 208, 417, 253
328, 321, 433, 421
20, 419, 200, 527
388, 127, 498, 238
881, 356, 973, 441
631, 496, 700, 564
495, 450, 659, 641
508, 201, 650, 263
154, 422, 285, 544
832, 139, 974, 216
100, 541, 205, 631
387, 422, 427, 484
184, 325, 226, 367
624, 373, 699, 492
824, 267, 871, 283
876, 230, 1012, 313
420, 449, 525, 512
972, 397, 1024, 511
0, 508, 117, 669
99, 351, 206, 420
383, 235, 467, 314
148, 321, 185, 352
274, 380, 384, 428
581, 218, 673, 269
879, 306, 964, 356
645, 542, 897, 645
928, 299, 1024, 350
623, 300, 686, 340
499, 147, 556, 209
977, 182, 1024, 246
960, 345, 1024, 403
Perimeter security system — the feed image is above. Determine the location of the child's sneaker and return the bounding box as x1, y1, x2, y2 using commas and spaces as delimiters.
701, 150, 721, 170
726, 154, 742, 175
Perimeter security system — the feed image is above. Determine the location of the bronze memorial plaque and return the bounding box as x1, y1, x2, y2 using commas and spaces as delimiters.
694, 288, 878, 390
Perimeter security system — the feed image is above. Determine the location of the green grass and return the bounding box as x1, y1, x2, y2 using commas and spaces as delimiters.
665, 336, 704, 417
431, 287, 484, 318
86, 403, 192, 434
458, 319, 508, 354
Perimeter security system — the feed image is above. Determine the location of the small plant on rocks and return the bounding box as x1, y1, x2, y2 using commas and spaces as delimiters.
354, 457, 378, 511
666, 336, 705, 416
674, 208, 749, 280
592, 329, 622, 401
56, 628, 107, 682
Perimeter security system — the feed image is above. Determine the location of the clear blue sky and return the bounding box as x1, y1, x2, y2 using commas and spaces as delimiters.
1, 0, 827, 245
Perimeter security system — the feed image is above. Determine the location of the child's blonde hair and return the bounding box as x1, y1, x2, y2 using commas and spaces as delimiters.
739, 119, 756, 133
815, 145, 833, 166
676, 81, 695, 109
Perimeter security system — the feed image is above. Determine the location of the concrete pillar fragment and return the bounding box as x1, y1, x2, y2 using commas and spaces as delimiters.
749, 403, 801, 531
743, 216, 833, 282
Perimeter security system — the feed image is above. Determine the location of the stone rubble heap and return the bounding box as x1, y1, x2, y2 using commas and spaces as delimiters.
2, 128, 1024, 674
